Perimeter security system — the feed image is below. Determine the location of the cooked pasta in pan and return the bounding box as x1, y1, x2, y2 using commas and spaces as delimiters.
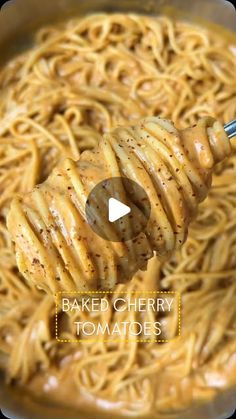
0, 13, 236, 418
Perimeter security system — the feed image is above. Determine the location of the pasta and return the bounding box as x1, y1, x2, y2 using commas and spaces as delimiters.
7, 116, 231, 293
0, 13, 236, 418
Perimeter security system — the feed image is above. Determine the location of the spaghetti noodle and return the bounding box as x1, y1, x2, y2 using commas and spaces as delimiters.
7, 116, 231, 293
0, 13, 236, 418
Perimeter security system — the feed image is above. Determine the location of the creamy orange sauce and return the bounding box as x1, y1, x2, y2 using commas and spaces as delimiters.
21, 348, 236, 418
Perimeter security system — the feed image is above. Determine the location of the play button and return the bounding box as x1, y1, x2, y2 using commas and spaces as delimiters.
85, 177, 151, 242
108, 198, 131, 222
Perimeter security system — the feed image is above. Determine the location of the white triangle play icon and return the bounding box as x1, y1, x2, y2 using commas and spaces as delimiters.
108, 198, 131, 222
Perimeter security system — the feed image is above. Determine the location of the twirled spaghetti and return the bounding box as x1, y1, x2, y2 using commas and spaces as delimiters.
0, 13, 236, 418
7, 116, 231, 293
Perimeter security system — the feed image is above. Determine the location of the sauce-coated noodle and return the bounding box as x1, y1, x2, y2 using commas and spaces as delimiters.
7, 116, 231, 293
0, 14, 236, 418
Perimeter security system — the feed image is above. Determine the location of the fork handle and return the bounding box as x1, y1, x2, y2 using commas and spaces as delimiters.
224, 119, 236, 139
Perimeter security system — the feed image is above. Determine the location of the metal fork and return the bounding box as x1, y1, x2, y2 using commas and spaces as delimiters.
224, 119, 236, 139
